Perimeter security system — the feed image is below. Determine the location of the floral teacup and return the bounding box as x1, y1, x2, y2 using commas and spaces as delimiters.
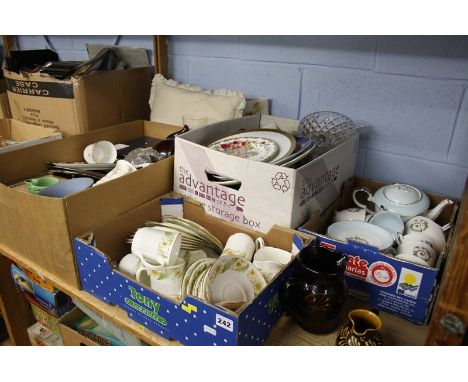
136, 258, 186, 298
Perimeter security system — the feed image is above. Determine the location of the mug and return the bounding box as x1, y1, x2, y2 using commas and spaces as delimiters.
131, 227, 182, 266
334, 207, 370, 222
118, 253, 141, 278
253, 244, 293, 282
397, 236, 437, 267
221, 233, 256, 261
405, 216, 449, 253
93, 160, 137, 186
136, 258, 186, 298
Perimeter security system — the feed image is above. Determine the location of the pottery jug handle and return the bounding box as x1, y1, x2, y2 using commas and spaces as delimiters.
279, 277, 298, 308
352, 187, 375, 214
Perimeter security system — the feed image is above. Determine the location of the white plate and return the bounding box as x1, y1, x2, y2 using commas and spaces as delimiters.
327, 221, 394, 250
207, 256, 266, 304
52, 162, 116, 170
208, 129, 296, 163
280, 141, 317, 167
272, 135, 314, 165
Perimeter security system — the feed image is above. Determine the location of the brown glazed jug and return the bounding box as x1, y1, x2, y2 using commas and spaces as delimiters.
280, 243, 348, 334
336, 309, 384, 346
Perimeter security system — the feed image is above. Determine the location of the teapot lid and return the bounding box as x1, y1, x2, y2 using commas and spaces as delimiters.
383, 184, 422, 205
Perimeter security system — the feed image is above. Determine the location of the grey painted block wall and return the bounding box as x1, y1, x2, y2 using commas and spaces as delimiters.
16, 35, 468, 198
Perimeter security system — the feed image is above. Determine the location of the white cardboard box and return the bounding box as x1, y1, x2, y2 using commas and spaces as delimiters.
174, 114, 358, 233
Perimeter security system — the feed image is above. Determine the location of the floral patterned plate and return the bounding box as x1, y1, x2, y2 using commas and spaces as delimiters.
207, 255, 267, 305
207, 129, 296, 164
209, 136, 279, 162
163, 216, 224, 252
184, 258, 216, 297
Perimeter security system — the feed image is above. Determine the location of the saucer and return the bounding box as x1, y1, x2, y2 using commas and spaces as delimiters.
327, 221, 394, 250
207, 255, 266, 304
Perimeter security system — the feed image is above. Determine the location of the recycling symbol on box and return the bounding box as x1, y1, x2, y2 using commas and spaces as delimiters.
271, 172, 291, 193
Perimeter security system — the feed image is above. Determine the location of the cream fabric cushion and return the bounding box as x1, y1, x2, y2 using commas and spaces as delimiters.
149, 74, 246, 127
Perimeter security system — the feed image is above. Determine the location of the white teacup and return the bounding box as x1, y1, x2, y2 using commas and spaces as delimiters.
253, 245, 293, 282
368, 211, 404, 236
93, 160, 137, 187
334, 208, 371, 222
221, 233, 256, 261
136, 258, 186, 298
132, 227, 182, 266
84, 141, 117, 164
397, 236, 437, 267
405, 216, 449, 253
118, 253, 141, 278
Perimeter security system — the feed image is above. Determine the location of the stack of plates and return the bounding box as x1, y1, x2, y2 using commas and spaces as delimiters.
146, 216, 224, 253
181, 255, 267, 308
206, 129, 316, 186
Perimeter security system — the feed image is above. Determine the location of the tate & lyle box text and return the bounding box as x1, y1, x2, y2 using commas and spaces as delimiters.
174, 114, 358, 233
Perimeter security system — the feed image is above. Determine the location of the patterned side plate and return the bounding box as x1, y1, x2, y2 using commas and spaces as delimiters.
207, 255, 267, 304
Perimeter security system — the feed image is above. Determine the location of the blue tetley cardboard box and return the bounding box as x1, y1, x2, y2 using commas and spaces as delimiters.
299, 177, 458, 325
74, 195, 309, 345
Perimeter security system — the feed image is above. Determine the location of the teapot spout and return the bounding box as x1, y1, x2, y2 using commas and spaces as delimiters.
425, 199, 453, 221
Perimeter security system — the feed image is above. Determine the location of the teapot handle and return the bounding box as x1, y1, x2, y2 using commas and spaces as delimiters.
352, 187, 375, 215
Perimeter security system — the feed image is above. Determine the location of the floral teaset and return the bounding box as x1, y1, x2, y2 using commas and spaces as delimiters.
118, 216, 293, 313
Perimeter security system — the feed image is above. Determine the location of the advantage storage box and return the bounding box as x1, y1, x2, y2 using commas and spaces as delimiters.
0, 118, 62, 154
299, 177, 458, 324
4, 67, 152, 136
74, 196, 309, 345
174, 114, 358, 233
0, 120, 180, 288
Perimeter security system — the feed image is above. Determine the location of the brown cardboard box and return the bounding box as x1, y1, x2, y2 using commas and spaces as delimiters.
0, 79, 11, 119
0, 119, 62, 154
4, 67, 152, 136
0, 120, 180, 288
59, 308, 98, 346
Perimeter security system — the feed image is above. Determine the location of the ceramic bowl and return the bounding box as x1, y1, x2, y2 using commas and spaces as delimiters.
327, 221, 394, 250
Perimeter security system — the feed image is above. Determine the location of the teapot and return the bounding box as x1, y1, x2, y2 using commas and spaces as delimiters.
352, 183, 453, 222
